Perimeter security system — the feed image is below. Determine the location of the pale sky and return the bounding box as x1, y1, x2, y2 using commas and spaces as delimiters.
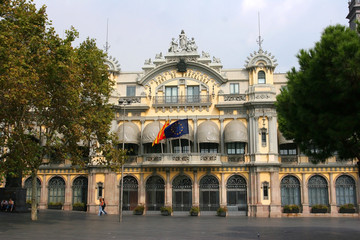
32, 0, 349, 73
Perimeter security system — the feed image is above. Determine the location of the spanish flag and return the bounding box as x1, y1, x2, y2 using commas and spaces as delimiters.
152, 120, 170, 146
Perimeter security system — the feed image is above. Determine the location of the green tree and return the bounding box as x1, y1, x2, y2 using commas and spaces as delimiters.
0, 0, 116, 220
276, 25, 360, 171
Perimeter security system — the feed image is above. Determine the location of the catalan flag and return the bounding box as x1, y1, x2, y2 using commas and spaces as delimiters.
164, 119, 189, 139
152, 120, 170, 146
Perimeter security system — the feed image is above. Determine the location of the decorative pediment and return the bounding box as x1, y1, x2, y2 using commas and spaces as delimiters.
245, 49, 278, 71
139, 30, 226, 79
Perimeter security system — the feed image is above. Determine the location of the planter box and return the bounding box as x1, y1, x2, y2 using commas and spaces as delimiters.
73, 206, 86, 211
134, 211, 144, 215
311, 208, 327, 213
339, 208, 356, 213
217, 212, 226, 217
190, 212, 199, 216
48, 205, 62, 210
161, 211, 170, 216
283, 209, 300, 213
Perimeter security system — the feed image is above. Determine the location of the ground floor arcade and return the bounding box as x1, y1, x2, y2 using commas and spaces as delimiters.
23, 165, 360, 217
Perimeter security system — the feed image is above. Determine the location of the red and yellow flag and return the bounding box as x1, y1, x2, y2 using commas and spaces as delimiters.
152, 120, 170, 146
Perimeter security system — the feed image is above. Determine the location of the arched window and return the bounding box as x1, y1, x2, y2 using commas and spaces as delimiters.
308, 175, 329, 206
199, 175, 219, 211
281, 175, 301, 206
121, 176, 138, 210
336, 175, 356, 206
146, 176, 165, 211
172, 175, 192, 211
226, 175, 247, 212
258, 71, 266, 84
48, 177, 65, 204
25, 177, 41, 203
72, 177, 88, 205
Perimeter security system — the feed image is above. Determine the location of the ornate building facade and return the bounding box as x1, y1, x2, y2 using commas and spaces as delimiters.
22, 29, 359, 217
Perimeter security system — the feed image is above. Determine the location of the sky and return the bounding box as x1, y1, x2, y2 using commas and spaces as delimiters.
32, 0, 350, 73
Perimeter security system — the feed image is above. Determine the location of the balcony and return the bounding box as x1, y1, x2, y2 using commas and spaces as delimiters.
280, 155, 298, 164
141, 153, 221, 166
152, 95, 211, 112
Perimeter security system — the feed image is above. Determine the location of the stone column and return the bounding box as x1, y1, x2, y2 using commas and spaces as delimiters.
248, 168, 257, 216
40, 174, 47, 209
64, 175, 72, 210
256, 172, 261, 204
87, 172, 96, 213
268, 116, 278, 155
329, 173, 337, 215
165, 170, 172, 206
139, 172, 145, 206
254, 117, 259, 154
302, 173, 309, 214
193, 169, 199, 206
270, 170, 281, 217
220, 173, 226, 206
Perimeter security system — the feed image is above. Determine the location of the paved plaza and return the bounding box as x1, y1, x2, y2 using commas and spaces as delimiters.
0, 210, 360, 240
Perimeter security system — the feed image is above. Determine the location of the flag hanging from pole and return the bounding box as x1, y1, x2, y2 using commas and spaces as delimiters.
152, 120, 170, 146
164, 119, 189, 139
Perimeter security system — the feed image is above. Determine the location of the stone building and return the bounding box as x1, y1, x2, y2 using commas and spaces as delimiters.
22, 28, 359, 217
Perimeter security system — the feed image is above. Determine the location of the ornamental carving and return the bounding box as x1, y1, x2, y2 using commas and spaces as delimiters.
146, 156, 162, 162
226, 175, 247, 189
200, 155, 217, 161
281, 176, 300, 188
168, 30, 198, 53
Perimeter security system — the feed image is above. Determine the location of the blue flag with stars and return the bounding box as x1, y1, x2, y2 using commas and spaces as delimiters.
164, 119, 189, 139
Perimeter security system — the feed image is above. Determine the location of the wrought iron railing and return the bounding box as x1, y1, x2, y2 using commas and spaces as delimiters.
280, 155, 298, 163
153, 95, 211, 106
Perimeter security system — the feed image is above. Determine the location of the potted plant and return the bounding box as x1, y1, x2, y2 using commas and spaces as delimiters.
311, 204, 328, 213
160, 206, 172, 216
133, 205, 145, 215
189, 206, 200, 216
217, 206, 227, 217
48, 202, 63, 210
339, 204, 356, 213
73, 202, 86, 211
283, 204, 300, 213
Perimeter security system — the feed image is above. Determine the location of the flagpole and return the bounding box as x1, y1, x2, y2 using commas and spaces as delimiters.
159, 119, 163, 154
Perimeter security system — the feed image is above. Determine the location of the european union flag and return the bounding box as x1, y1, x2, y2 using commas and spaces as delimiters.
164, 119, 189, 139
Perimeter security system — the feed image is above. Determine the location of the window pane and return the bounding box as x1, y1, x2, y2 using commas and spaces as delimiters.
230, 83, 239, 94
126, 86, 135, 96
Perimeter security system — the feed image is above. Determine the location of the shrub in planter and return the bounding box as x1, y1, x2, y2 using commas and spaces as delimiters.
217, 207, 227, 217
160, 206, 172, 216
73, 202, 86, 211
189, 206, 200, 216
283, 204, 300, 213
311, 204, 328, 213
48, 202, 63, 210
133, 205, 145, 215
339, 204, 356, 213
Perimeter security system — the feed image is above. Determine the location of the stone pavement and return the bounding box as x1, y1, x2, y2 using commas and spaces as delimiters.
0, 210, 360, 240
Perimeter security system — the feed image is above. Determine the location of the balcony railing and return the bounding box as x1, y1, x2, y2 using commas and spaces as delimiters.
152, 95, 211, 107
280, 155, 298, 163
227, 155, 245, 163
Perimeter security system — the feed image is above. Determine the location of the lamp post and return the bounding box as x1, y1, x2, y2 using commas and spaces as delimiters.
119, 99, 130, 222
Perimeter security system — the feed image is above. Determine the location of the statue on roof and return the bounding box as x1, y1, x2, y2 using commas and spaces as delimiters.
168, 38, 178, 53
179, 30, 187, 50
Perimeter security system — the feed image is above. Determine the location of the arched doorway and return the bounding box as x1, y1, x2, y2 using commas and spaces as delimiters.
281, 175, 301, 206
72, 177, 88, 207
308, 175, 329, 206
336, 175, 356, 206
172, 175, 192, 211
199, 175, 219, 211
146, 176, 165, 211
25, 177, 41, 204
48, 177, 65, 205
226, 175, 247, 213
121, 176, 138, 210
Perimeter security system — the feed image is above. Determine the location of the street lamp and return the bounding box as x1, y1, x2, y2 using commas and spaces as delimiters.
119, 99, 130, 222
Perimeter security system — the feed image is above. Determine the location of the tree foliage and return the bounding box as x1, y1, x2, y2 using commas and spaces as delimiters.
276, 25, 360, 163
0, 0, 117, 220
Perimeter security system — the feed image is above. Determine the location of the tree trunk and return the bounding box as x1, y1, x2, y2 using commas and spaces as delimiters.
31, 171, 38, 221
